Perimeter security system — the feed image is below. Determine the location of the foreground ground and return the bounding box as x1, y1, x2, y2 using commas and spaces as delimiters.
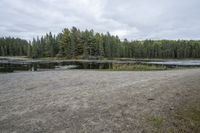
0, 69, 200, 133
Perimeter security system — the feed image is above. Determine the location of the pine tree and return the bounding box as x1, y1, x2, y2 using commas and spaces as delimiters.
0, 46, 5, 56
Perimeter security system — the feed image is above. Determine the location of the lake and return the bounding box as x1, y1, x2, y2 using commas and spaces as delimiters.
0, 57, 200, 73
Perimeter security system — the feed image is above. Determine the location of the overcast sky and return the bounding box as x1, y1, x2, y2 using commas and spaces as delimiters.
0, 0, 200, 40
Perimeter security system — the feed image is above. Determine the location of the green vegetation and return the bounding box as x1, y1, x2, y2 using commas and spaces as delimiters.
145, 100, 200, 133
0, 67, 14, 73
147, 115, 165, 128
111, 64, 167, 71
145, 114, 166, 133
1, 27, 200, 59
0, 37, 29, 56
173, 103, 200, 132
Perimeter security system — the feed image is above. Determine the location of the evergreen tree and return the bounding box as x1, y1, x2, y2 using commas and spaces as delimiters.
1, 27, 200, 59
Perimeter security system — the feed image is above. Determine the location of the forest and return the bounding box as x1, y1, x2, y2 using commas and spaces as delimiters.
0, 37, 29, 56
0, 27, 200, 59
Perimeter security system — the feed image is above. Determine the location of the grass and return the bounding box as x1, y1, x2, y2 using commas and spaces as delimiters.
111, 64, 167, 71
173, 103, 200, 132
145, 101, 200, 133
147, 115, 165, 128
144, 114, 166, 133
144, 95, 200, 133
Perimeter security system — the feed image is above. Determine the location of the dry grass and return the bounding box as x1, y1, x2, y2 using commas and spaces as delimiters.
111, 64, 167, 71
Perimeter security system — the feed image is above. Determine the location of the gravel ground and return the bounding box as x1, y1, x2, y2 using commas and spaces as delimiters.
0, 69, 200, 133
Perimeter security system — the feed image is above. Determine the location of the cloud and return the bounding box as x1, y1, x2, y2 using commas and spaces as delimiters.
0, 0, 200, 40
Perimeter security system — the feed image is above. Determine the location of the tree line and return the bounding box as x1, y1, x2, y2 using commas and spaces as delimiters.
1, 27, 200, 59
0, 37, 29, 56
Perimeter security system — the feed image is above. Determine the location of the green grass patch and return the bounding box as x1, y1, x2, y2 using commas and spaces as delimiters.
146, 115, 165, 128
144, 114, 166, 133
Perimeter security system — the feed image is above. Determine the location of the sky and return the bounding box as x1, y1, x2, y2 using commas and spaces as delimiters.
0, 0, 200, 40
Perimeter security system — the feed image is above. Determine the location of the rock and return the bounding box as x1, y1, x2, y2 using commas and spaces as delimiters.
169, 106, 174, 110
147, 98, 155, 101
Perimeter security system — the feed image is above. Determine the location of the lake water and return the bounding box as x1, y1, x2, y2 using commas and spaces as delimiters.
0, 59, 114, 72
0, 58, 200, 73
143, 60, 200, 66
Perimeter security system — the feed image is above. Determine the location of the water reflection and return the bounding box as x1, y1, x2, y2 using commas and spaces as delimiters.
0, 58, 200, 73
0, 61, 114, 73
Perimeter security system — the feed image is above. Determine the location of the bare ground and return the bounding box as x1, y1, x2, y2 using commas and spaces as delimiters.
0, 69, 200, 133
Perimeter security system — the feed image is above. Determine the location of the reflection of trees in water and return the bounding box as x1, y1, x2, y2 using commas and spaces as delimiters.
1, 59, 200, 73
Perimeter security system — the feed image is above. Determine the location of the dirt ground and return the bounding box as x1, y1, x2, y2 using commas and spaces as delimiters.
0, 69, 200, 133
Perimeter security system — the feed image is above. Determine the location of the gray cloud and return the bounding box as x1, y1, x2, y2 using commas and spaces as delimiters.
0, 0, 200, 40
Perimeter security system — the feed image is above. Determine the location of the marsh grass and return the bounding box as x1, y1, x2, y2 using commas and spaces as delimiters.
111, 64, 167, 71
